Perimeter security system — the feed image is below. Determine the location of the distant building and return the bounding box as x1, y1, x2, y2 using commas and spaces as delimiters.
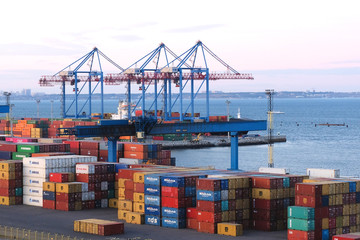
22, 89, 31, 96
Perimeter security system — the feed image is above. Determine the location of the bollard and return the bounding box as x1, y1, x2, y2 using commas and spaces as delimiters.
4, 226, 7, 238
47, 232, 50, 240
16, 228, 19, 239
28, 229, 31, 240
41, 232, 44, 240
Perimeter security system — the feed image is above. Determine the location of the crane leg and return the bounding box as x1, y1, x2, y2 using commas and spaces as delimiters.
230, 131, 239, 170
107, 136, 119, 162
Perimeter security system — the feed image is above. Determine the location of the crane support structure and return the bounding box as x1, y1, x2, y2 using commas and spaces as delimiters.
58, 119, 267, 169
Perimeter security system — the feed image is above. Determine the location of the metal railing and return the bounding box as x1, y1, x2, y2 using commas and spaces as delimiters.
0, 225, 85, 240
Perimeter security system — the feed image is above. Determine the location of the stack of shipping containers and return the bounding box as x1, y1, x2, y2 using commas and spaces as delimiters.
0, 160, 23, 205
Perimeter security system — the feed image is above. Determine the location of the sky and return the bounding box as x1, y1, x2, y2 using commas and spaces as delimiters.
1, 0, 360, 94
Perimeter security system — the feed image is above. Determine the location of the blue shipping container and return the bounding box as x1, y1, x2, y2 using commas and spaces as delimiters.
161, 207, 186, 218
144, 185, 161, 195
43, 191, 56, 201
145, 174, 163, 186
197, 190, 221, 201
145, 215, 161, 226
0, 151, 12, 160
221, 179, 229, 190
221, 200, 229, 211
145, 195, 161, 206
145, 205, 161, 216
115, 164, 128, 172
161, 176, 185, 188
162, 217, 186, 229
185, 187, 196, 197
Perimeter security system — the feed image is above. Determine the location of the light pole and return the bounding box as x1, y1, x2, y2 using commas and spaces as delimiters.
36, 99, 40, 118
225, 100, 231, 140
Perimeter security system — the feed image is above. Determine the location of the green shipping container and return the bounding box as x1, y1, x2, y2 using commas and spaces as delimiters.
287, 218, 315, 231
108, 190, 115, 198
15, 188, 23, 196
17, 144, 40, 153
12, 152, 32, 160
288, 206, 315, 220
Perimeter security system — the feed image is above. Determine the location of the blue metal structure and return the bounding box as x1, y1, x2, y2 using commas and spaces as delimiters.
0, 105, 9, 113
59, 119, 266, 170
39, 48, 124, 119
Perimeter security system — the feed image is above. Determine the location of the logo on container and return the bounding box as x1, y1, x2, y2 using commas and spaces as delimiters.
147, 217, 158, 224
199, 192, 212, 197
164, 219, 176, 224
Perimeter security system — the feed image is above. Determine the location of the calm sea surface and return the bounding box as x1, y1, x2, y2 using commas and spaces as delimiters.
7, 97, 360, 176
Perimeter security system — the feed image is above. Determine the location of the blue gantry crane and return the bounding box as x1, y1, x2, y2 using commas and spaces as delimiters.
39, 47, 124, 119
46, 41, 265, 170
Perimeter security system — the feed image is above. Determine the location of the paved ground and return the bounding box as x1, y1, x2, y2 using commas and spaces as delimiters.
0, 205, 287, 240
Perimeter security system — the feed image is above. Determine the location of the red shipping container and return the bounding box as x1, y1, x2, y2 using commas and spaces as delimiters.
287, 229, 315, 240
80, 148, 99, 157
123, 151, 148, 160
196, 178, 221, 191
70, 148, 80, 155
0, 179, 15, 188
161, 186, 185, 198
118, 169, 142, 180
252, 176, 279, 189
124, 143, 148, 152
197, 200, 221, 213
186, 218, 198, 230
0, 143, 17, 152
43, 200, 56, 210
98, 222, 125, 236
0, 187, 15, 197
295, 195, 322, 208
76, 173, 95, 183
49, 173, 69, 183
56, 193, 75, 202
252, 220, 277, 231
124, 180, 134, 190
187, 208, 198, 219
295, 183, 322, 196
134, 183, 144, 193
79, 141, 99, 150
162, 197, 185, 208
197, 211, 222, 223
333, 234, 360, 240
124, 190, 133, 201
15, 196, 22, 205
197, 221, 217, 234
56, 201, 75, 211
99, 150, 108, 157
252, 199, 278, 210
252, 209, 278, 221
228, 200, 236, 211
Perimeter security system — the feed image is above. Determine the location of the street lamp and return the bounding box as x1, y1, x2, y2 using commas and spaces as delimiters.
36, 99, 40, 118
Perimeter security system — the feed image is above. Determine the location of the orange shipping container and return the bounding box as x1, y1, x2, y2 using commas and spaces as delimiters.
123, 151, 148, 160
124, 144, 148, 153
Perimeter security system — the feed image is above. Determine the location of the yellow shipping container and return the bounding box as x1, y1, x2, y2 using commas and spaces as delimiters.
322, 218, 329, 229
118, 210, 130, 220
133, 193, 144, 203
217, 222, 243, 237
118, 200, 133, 211
243, 209, 250, 220
350, 204, 357, 215
118, 188, 125, 198
228, 190, 236, 200
126, 212, 145, 225
290, 188, 295, 197
235, 199, 243, 209
243, 199, 250, 209
329, 195, 335, 206
75, 202, 82, 211
73, 220, 80, 232
0, 171, 15, 180
356, 214, 360, 225
118, 179, 127, 188
335, 194, 343, 205
109, 198, 118, 208
0, 162, 15, 172
357, 204, 360, 214
276, 189, 284, 199
336, 216, 343, 228
229, 211, 236, 222
336, 227, 342, 235
221, 211, 229, 222
252, 188, 277, 200
283, 188, 290, 198
56, 183, 77, 193
227, 178, 237, 189
343, 205, 350, 216
350, 226, 357, 233
133, 202, 145, 213
43, 182, 56, 192
0, 196, 15, 205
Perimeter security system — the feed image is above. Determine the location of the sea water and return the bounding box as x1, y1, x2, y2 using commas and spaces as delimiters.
7, 97, 360, 176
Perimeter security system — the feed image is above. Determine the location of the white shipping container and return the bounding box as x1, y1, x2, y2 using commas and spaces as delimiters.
101, 199, 108, 208
88, 191, 95, 200
23, 157, 56, 168
119, 158, 144, 165
221, 190, 228, 201
23, 177, 47, 188
82, 192, 89, 201
76, 164, 95, 174
23, 167, 54, 178
259, 167, 290, 175
101, 181, 108, 191
306, 168, 340, 178
23, 186, 43, 197
23, 195, 43, 207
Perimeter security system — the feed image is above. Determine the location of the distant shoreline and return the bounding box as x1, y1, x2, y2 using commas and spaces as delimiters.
3, 91, 360, 101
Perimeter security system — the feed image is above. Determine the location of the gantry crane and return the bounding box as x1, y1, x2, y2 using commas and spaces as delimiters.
39, 47, 124, 118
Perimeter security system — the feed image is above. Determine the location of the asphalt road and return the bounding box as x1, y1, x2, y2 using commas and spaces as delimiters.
0, 205, 287, 240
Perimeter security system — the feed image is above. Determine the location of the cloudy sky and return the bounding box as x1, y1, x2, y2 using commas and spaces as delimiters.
1, 0, 360, 94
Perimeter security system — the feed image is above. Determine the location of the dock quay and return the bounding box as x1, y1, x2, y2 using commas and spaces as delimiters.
148, 135, 287, 150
